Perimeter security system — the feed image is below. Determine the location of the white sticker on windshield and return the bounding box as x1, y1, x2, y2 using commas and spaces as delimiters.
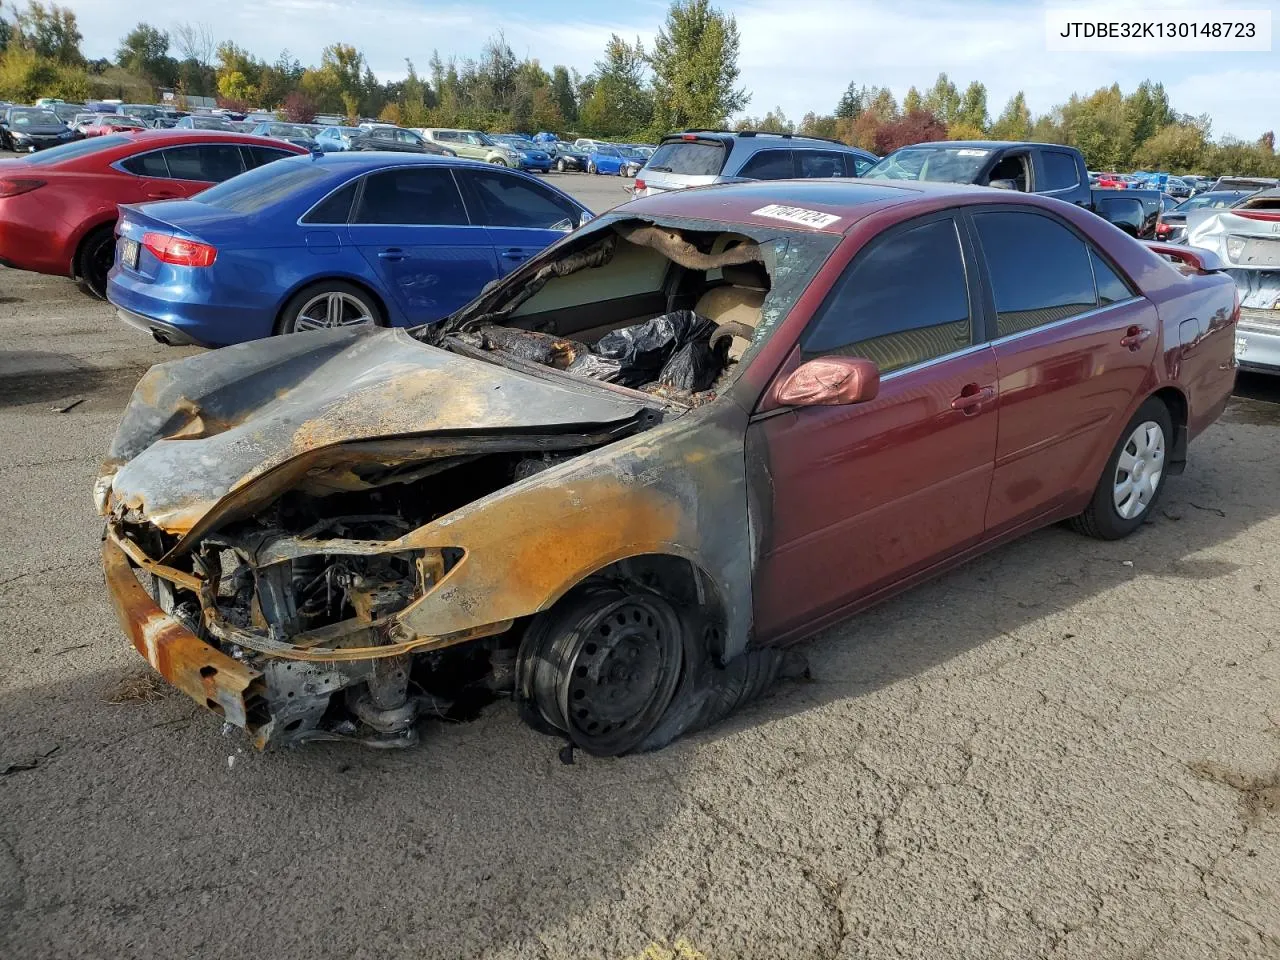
956, 149, 989, 157
751, 204, 842, 229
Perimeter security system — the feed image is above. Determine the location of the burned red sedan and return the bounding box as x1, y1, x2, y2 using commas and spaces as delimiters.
97, 180, 1238, 755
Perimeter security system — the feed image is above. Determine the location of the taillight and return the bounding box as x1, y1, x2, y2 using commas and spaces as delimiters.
0, 178, 46, 199
142, 232, 217, 267
634, 178, 646, 192
1155, 222, 1171, 237
1235, 210, 1280, 222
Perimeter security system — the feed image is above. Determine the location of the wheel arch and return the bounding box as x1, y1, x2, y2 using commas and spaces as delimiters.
538, 552, 731, 661
1149, 384, 1189, 473
272, 274, 394, 334
69, 215, 118, 279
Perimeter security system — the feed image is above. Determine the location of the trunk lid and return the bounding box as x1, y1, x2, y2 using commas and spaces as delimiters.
100, 327, 660, 537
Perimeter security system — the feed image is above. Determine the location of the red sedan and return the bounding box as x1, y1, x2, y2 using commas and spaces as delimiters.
0, 130, 307, 298
98, 179, 1240, 754
80, 115, 148, 137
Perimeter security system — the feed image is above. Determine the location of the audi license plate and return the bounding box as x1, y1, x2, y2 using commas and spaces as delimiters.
120, 237, 139, 270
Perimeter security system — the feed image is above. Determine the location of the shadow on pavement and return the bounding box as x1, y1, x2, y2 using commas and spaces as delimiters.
0, 389, 1276, 959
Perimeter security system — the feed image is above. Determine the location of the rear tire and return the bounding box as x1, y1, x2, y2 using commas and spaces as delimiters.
276, 280, 384, 336
1070, 397, 1173, 540
555, 158, 566, 172
75, 224, 116, 300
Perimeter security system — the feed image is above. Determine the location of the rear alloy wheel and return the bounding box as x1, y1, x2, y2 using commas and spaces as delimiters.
75, 225, 117, 300
490, 157, 509, 166
517, 584, 688, 757
1071, 397, 1173, 540
278, 281, 383, 335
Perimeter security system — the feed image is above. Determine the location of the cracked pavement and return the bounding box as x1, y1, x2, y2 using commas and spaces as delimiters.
1, 178, 1279, 957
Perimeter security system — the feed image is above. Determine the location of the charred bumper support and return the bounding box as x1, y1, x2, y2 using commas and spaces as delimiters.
102, 529, 507, 749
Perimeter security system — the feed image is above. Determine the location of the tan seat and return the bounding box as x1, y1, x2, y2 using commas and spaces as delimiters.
694, 263, 769, 360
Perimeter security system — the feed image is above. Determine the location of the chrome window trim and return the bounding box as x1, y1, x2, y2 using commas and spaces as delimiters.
987, 296, 1143, 349
877, 342, 991, 384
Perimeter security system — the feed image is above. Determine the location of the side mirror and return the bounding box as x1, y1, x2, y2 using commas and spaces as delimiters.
988, 178, 1019, 191
775, 356, 880, 407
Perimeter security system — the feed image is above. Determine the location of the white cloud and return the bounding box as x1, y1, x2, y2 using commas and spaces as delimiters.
61, 0, 1274, 140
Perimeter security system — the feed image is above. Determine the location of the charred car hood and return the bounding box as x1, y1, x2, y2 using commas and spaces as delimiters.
99, 327, 659, 538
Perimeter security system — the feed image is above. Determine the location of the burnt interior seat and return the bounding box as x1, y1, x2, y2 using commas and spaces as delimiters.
694, 262, 771, 359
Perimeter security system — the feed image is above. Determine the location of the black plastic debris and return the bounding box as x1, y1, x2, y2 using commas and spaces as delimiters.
657, 319, 730, 392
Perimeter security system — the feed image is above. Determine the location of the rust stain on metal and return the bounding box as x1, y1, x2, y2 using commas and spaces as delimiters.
102, 537, 264, 728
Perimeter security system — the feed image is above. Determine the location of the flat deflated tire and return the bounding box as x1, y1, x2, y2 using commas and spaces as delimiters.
1071, 397, 1173, 540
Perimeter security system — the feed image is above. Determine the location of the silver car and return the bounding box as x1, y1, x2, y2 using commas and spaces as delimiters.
634, 131, 878, 197
1187, 187, 1280, 373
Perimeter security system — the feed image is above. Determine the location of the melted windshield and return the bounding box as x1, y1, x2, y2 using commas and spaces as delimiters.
864, 146, 990, 183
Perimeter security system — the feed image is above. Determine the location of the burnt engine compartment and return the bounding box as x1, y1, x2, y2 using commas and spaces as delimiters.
132, 446, 585, 748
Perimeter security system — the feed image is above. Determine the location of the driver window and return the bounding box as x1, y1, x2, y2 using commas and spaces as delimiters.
987, 153, 1030, 191
802, 217, 972, 373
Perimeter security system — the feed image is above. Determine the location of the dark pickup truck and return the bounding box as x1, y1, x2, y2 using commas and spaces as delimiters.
864, 140, 1163, 238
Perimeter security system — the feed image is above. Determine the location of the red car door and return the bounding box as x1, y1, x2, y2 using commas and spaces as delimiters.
966, 209, 1159, 534
751, 214, 999, 641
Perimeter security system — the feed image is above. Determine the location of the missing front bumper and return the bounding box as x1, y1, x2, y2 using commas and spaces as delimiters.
101, 535, 267, 729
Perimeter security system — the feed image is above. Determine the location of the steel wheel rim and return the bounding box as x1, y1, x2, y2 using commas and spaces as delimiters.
292, 292, 375, 332
1113, 419, 1165, 519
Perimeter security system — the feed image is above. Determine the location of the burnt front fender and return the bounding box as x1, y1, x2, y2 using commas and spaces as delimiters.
396, 403, 757, 659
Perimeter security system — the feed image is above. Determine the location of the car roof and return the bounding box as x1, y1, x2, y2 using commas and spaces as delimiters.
619, 178, 1022, 234
893, 140, 1068, 151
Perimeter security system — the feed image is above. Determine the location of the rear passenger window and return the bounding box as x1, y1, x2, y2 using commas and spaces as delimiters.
1090, 248, 1134, 304
162, 145, 245, 183
461, 169, 579, 228
851, 156, 875, 176
796, 151, 847, 179
245, 146, 294, 169
353, 168, 468, 225
737, 150, 793, 180
303, 180, 358, 224
1040, 151, 1080, 191
120, 151, 168, 177
973, 211, 1096, 336
802, 217, 971, 373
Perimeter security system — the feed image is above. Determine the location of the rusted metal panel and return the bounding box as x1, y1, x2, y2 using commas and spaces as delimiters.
101, 536, 264, 728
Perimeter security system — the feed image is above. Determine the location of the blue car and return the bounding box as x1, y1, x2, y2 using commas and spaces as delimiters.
314, 125, 361, 152
491, 135, 553, 173
587, 144, 645, 177
107, 153, 593, 348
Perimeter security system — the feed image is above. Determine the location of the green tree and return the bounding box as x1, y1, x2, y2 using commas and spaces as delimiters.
0, 16, 12, 53
13, 1, 82, 64
922, 72, 960, 125
579, 34, 651, 138
736, 105, 791, 134
217, 69, 253, 103
834, 81, 863, 119
990, 91, 1031, 140
957, 81, 988, 132
902, 86, 923, 115
1124, 80, 1174, 148
798, 111, 838, 139
947, 121, 986, 141
1060, 84, 1133, 169
115, 23, 173, 87
1132, 122, 1207, 173
550, 65, 577, 124
649, 0, 748, 132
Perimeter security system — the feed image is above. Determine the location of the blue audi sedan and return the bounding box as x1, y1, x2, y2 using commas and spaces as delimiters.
107, 153, 593, 347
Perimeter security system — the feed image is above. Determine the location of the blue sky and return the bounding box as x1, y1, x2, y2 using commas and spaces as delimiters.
63, 0, 1279, 140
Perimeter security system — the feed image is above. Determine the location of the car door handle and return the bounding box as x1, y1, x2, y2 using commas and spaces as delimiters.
377, 248, 406, 261
1121, 325, 1152, 350
951, 384, 996, 413
501, 248, 528, 261
146, 189, 181, 199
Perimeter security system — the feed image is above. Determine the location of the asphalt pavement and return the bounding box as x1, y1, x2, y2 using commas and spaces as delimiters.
1, 170, 1278, 960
